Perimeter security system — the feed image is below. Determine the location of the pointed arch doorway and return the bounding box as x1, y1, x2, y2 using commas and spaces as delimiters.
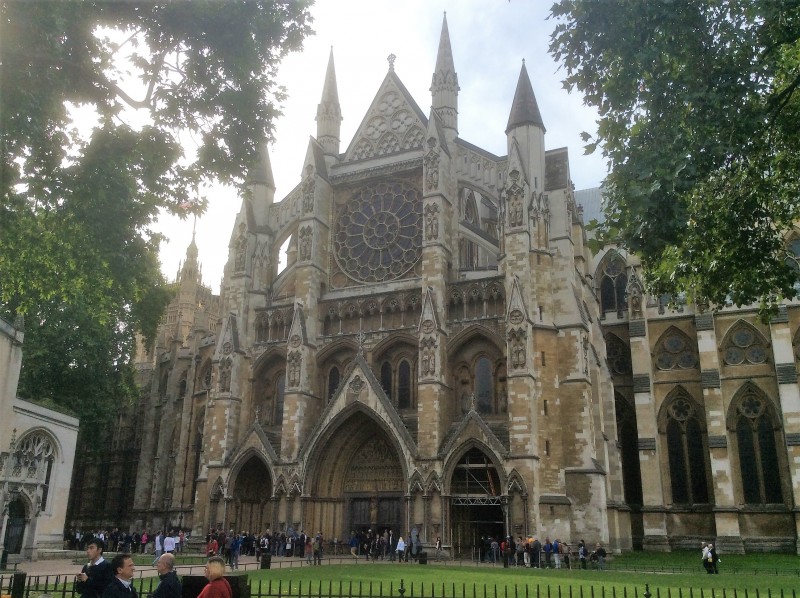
230, 456, 273, 533
449, 448, 504, 557
2, 498, 26, 555
308, 411, 406, 537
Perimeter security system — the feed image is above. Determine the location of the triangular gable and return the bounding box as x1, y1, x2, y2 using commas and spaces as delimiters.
505, 137, 530, 187
298, 352, 417, 465
418, 287, 441, 333
426, 108, 450, 158
303, 137, 329, 181
215, 313, 240, 359
287, 303, 309, 347
506, 276, 530, 325
343, 71, 428, 162
225, 420, 279, 467
439, 410, 508, 458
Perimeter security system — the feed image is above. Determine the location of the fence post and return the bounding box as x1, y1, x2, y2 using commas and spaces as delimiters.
10, 572, 26, 598
399, 580, 406, 597
643, 585, 651, 598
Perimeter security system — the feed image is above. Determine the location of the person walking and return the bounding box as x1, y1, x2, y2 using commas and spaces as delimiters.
198, 558, 232, 598
101, 554, 137, 598
396, 536, 406, 562
75, 539, 114, 598
153, 554, 181, 598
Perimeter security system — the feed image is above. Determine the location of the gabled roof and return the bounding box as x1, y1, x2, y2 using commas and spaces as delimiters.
342, 70, 428, 162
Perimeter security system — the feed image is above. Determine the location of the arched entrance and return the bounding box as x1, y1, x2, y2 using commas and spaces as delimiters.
449, 447, 504, 558
308, 411, 406, 538
3, 498, 26, 555
230, 456, 272, 533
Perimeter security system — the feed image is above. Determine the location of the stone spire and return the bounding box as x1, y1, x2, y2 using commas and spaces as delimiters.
247, 141, 276, 189
430, 13, 459, 135
316, 48, 342, 157
506, 60, 545, 134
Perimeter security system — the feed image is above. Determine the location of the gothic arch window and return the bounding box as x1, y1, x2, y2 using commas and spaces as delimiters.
597, 252, 628, 314
660, 389, 710, 504
376, 356, 417, 409
398, 360, 412, 409
198, 360, 212, 390
327, 366, 340, 402
654, 327, 698, 371
721, 321, 769, 366
464, 191, 478, 225
615, 393, 642, 505
15, 431, 57, 511
731, 386, 784, 505
475, 356, 493, 414
605, 334, 632, 375
380, 361, 392, 398
273, 373, 286, 426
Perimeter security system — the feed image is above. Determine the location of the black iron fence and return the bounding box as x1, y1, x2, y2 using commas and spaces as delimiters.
2, 569, 800, 598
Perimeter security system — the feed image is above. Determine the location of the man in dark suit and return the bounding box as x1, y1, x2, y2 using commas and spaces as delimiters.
153, 553, 181, 598
75, 539, 114, 598
102, 554, 137, 598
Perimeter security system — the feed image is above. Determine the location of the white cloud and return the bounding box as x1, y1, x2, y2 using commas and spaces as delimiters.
154, 0, 607, 292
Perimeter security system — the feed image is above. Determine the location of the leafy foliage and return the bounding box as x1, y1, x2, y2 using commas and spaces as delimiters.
550, 0, 800, 311
0, 1, 312, 431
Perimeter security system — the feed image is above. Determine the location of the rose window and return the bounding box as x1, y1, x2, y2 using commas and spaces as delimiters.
334, 180, 422, 283
654, 330, 698, 370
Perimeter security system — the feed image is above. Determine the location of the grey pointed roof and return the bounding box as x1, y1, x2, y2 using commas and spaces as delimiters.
434, 14, 455, 76
247, 142, 276, 189
321, 47, 340, 106
506, 61, 546, 134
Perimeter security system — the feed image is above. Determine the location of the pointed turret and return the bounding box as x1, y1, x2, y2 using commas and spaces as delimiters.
316, 48, 342, 158
430, 13, 459, 136
180, 232, 200, 284
506, 60, 546, 193
506, 60, 545, 134
247, 141, 276, 190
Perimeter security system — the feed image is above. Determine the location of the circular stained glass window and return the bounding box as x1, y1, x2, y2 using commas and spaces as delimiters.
725, 346, 745, 365
746, 346, 767, 364
733, 328, 755, 348
334, 180, 423, 283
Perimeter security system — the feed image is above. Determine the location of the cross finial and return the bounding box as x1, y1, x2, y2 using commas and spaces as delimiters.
387, 53, 396, 71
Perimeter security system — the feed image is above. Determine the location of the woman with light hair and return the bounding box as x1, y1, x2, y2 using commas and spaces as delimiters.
198, 557, 231, 598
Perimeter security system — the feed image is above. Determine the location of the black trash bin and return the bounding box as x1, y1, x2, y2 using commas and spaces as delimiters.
418, 551, 428, 565
260, 554, 272, 569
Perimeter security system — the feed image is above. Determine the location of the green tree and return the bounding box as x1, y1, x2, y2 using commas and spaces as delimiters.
549, 0, 800, 311
0, 1, 312, 431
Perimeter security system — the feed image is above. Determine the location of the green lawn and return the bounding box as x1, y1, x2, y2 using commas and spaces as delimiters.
245, 558, 800, 598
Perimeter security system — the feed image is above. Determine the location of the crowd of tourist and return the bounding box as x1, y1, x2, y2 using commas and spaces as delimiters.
65, 528, 187, 555
476, 536, 608, 570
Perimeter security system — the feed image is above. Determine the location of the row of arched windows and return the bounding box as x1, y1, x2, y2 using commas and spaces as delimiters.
616, 384, 785, 507
605, 319, 776, 375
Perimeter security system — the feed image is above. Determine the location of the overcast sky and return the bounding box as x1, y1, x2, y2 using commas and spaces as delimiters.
153, 0, 608, 292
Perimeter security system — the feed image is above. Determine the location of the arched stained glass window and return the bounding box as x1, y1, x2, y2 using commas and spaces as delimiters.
664, 393, 709, 504
327, 367, 340, 402
398, 360, 411, 409
605, 334, 632, 375
475, 357, 493, 414
274, 373, 285, 426
598, 254, 627, 314
735, 390, 783, 504
722, 322, 769, 365
615, 393, 643, 506
654, 328, 698, 371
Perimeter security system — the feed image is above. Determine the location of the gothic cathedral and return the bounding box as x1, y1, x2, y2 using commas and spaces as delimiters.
74, 15, 800, 554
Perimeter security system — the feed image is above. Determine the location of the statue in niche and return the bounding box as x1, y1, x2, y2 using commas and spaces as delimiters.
218, 357, 232, 392
425, 204, 439, 241
234, 225, 247, 271
420, 338, 436, 376
287, 351, 302, 388
302, 165, 315, 213
298, 227, 312, 261
509, 329, 526, 369
424, 144, 440, 191
629, 284, 643, 319
508, 190, 523, 228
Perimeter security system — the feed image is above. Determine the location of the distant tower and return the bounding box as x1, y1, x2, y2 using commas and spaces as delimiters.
430, 14, 459, 137
316, 48, 342, 158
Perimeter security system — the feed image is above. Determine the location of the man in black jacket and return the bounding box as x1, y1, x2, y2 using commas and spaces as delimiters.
102, 554, 137, 598
75, 540, 114, 598
153, 553, 181, 598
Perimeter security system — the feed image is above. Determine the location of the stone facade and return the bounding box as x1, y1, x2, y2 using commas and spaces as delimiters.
0, 316, 80, 561
122, 17, 628, 552
584, 227, 800, 553
69, 16, 800, 555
